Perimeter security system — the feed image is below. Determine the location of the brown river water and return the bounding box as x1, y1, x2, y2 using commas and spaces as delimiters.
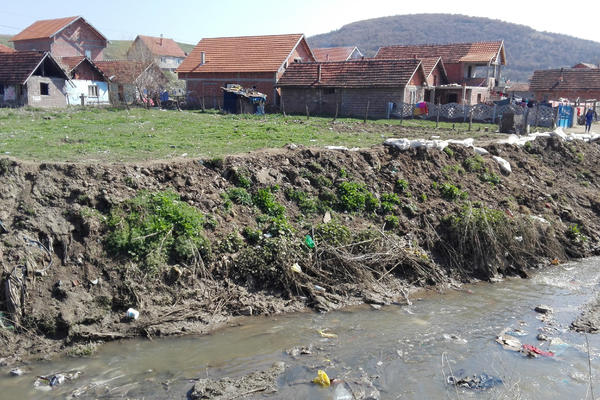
2, 258, 600, 399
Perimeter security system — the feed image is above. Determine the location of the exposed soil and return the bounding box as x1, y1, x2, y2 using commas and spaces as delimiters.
1, 135, 600, 366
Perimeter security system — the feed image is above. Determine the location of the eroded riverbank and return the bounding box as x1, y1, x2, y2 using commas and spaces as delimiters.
1, 135, 600, 365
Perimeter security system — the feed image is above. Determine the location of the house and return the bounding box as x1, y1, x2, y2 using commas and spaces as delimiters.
0, 51, 69, 107
572, 62, 598, 69
529, 68, 600, 102
60, 56, 109, 105
11, 16, 108, 61
312, 46, 363, 62
176, 33, 315, 107
126, 35, 186, 72
375, 41, 506, 104
419, 57, 448, 102
95, 60, 168, 104
277, 59, 427, 118
0, 44, 15, 53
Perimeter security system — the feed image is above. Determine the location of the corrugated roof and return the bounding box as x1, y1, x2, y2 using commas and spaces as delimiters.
95, 60, 149, 83
11, 16, 107, 42
530, 69, 600, 91
177, 33, 309, 73
375, 41, 506, 65
0, 51, 67, 84
312, 46, 359, 62
136, 35, 185, 58
277, 59, 423, 88
0, 44, 16, 53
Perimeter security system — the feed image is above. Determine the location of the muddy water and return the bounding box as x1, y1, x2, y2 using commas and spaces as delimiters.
3, 258, 600, 399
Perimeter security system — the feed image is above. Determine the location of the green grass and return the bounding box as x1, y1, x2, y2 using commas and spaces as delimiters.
0, 107, 498, 162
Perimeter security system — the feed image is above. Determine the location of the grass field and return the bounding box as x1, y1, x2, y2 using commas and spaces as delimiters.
0, 107, 499, 162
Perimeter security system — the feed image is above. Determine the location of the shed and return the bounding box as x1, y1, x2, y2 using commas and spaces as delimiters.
222, 85, 266, 114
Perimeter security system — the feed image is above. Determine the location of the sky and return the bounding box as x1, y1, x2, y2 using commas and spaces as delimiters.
0, 0, 598, 44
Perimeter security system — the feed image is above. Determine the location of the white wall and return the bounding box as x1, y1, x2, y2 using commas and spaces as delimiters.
65, 80, 110, 106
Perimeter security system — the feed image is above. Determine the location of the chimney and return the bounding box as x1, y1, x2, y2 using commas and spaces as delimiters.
317, 64, 322, 82
201, 51, 206, 65
160, 34, 163, 46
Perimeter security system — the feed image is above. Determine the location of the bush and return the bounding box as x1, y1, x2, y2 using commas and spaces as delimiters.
253, 187, 285, 217
337, 181, 378, 212
314, 221, 351, 246
480, 171, 501, 185
106, 190, 210, 274
226, 187, 252, 205
380, 192, 402, 214
395, 178, 409, 193
384, 215, 400, 229
463, 155, 485, 172
438, 182, 469, 201
285, 188, 322, 214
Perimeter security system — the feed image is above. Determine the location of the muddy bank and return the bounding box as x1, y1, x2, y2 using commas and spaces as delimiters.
572, 293, 600, 333
1, 135, 600, 365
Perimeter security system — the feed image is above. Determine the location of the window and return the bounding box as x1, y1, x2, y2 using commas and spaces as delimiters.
40, 82, 49, 96
409, 88, 417, 104
88, 85, 99, 97
85, 49, 92, 59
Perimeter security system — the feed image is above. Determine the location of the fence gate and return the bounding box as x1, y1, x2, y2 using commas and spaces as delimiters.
557, 105, 573, 128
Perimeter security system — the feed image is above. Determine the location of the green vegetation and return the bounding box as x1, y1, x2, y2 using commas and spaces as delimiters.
567, 224, 587, 242
336, 181, 379, 212
106, 190, 210, 274
435, 182, 469, 201
314, 221, 351, 246
463, 155, 485, 172
226, 187, 252, 205
395, 178, 410, 193
384, 214, 400, 229
285, 188, 323, 214
443, 147, 455, 157
0, 108, 496, 162
480, 171, 502, 185
380, 192, 402, 214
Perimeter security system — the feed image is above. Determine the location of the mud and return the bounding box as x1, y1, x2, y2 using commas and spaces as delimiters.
1, 135, 600, 365
572, 293, 600, 333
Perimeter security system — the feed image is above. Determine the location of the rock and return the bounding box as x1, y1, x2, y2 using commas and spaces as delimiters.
537, 333, 549, 341
370, 304, 382, 310
534, 305, 553, 314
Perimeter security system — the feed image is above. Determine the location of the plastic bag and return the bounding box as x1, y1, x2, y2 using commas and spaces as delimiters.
313, 369, 330, 387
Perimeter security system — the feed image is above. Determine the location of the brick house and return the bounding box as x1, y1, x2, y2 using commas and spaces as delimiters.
277, 59, 427, 118
529, 68, 600, 102
60, 56, 109, 105
127, 35, 186, 72
375, 41, 506, 104
11, 16, 108, 61
312, 46, 363, 62
95, 60, 168, 104
0, 51, 69, 107
419, 57, 448, 102
0, 44, 15, 53
176, 33, 315, 107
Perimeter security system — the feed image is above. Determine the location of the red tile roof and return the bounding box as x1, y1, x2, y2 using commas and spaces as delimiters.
177, 34, 310, 73
0, 51, 67, 84
0, 44, 15, 53
419, 56, 446, 78
136, 35, 185, 58
530, 68, 600, 91
95, 60, 151, 83
11, 16, 107, 42
277, 59, 423, 88
376, 41, 506, 65
312, 46, 360, 62
59, 56, 107, 80
572, 62, 598, 69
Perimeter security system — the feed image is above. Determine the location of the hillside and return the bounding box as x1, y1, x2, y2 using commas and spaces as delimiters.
309, 14, 600, 82
0, 34, 194, 60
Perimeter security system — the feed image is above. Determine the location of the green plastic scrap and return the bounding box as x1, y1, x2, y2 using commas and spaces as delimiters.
304, 234, 315, 249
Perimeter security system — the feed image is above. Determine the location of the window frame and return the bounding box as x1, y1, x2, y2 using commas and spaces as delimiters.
40, 82, 50, 96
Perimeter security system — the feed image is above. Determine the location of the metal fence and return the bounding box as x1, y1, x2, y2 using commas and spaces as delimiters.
392, 102, 557, 127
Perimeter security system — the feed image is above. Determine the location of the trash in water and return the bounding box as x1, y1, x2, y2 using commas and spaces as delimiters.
521, 344, 554, 357
313, 369, 330, 387
496, 334, 521, 351
9, 368, 24, 376
447, 373, 503, 390
551, 258, 560, 265
534, 304, 553, 314
290, 263, 302, 273
126, 308, 139, 320
50, 374, 65, 386
34, 371, 81, 388
318, 329, 338, 339
304, 235, 315, 249
505, 328, 528, 337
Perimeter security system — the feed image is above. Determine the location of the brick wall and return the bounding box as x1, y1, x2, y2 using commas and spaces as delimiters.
444, 63, 463, 83
183, 72, 276, 107
26, 76, 67, 107
13, 38, 51, 52
53, 19, 106, 60
72, 62, 104, 81
281, 87, 414, 118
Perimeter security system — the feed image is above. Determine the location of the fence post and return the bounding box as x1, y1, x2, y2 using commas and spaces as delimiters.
305, 104, 309, 120
400, 102, 404, 125
281, 95, 286, 117
364, 100, 370, 123
333, 101, 339, 122
468, 107, 473, 131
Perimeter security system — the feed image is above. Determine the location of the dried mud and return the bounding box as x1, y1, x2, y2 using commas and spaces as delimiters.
1, 135, 600, 366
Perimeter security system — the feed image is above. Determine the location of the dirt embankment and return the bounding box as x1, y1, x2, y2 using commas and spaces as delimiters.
1, 136, 600, 365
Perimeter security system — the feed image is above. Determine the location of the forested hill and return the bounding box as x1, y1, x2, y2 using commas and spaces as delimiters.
308, 14, 600, 82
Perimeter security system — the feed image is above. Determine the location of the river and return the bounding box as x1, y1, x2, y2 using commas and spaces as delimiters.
2, 257, 600, 399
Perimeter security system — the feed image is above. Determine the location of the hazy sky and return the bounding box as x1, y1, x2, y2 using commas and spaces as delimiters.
0, 0, 598, 44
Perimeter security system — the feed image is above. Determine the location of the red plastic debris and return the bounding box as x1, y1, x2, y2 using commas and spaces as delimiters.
522, 344, 554, 357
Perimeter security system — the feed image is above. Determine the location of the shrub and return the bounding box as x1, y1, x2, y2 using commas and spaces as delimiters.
384, 215, 400, 229
106, 190, 210, 274
285, 188, 322, 214
336, 181, 378, 212
380, 192, 402, 214
480, 171, 501, 185
242, 226, 262, 245
314, 221, 351, 246
438, 182, 469, 201
443, 147, 454, 157
253, 188, 285, 216
463, 155, 485, 172
226, 187, 252, 205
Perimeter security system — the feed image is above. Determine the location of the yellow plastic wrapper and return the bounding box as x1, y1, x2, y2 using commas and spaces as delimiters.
317, 329, 338, 339
312, 369, 330, 387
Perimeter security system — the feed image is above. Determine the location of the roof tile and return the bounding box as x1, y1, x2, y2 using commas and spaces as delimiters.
312, 46, 359, 62
177, 34, 310, 73
530, 69, 600, 91
278, 59, 422, 88
376, 41, 505, 64
0, 44, 15, 53
137, 35, 185, 58
95, 60, 149, 83
11, 16, 80, 41
0, 51, 59, 84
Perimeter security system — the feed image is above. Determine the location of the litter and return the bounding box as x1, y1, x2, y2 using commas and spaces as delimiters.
492, 156, 511, 174
304, 235, 315, 249
505, 328, 528, 337
496, 334, 522, 351
534, 305, 553, 314
521, 344, 554, 357
126, 308, 139, 320
447, 373, 503, 390
314, 285, 326, 292
290, 263, 302, 273
318, 329, 338, 339
313, 369, 330, 387
9, 368, 24, 376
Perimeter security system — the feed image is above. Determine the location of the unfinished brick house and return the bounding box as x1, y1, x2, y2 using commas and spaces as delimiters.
95, 60, 168, 104
60, 56, 109, 105
176, 34, 315, 107
375, 41, 506, 104
312, 46, 363, 62
277, 59, 427, 118
529, 68, 600, 102
127, 35, 186, 72
11, 16, 108, 61
0, 51, 69, 107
